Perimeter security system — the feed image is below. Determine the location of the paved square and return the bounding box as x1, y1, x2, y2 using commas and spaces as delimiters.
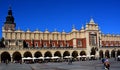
0, 59, 120, 70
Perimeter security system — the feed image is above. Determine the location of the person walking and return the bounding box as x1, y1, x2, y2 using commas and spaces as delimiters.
104, 57, 110, 70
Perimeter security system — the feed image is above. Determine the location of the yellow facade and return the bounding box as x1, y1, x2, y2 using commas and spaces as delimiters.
0, 8, 120, 63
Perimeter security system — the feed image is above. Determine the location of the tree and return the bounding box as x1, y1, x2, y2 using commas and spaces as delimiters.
91, 47, 96, 55
23, 40, 28, 48
32, 39, 35, 47
0, 37, 5, 48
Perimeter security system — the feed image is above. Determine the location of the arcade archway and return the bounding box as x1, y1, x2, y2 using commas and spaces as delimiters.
1, 52, 11, 63
111, 50, 115, 58
54, 51, 61, 57
24, 51, 32, 57
99, 50, 103, 58
91, 47, 96, 55
13, 51, 22, 62
44, 51, 52, 57
34, 51, 42, 58
72, 51, 78, 58
63, 51, 70, 57
80, 51, 86, 56
105, 50, 110, 58
117, 50, 120, 56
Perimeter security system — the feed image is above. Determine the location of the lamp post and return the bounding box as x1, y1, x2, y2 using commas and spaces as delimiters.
114, 48, 117, 61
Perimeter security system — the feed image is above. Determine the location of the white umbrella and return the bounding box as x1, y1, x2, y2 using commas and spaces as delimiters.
91, 55, 95, 57
51, 56, 60, 59
82, 55, 86, 57
33, 57, 37, 60
22, 57, 33, 60
64, 56, 72, 58
77, 55, 82, 58
118, 55, 120, 58
38, 57, 44, 59
87, 55, 90, 57
45, 57, 51, 59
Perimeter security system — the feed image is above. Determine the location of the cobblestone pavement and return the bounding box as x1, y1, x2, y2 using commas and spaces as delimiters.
0, 59, 120, 70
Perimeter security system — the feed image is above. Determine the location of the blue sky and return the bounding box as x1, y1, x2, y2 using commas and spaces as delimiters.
0, 0, 120, 38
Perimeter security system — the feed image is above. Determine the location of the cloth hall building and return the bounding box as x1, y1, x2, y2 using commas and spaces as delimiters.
0, 8, 120, 63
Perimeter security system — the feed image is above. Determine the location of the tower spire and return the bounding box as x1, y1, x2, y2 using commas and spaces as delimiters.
8, 6, 12, 15
89, 17, 95, 24
4, 7, 16, 31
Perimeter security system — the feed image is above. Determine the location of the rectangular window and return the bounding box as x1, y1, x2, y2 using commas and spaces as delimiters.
106, 41, 108, 46
52, 43, 55, 47
89, 34, 97, 46
44, 42, 47, 47
26, 42, 29, 47
78, 40, 82, 47
35, 42, 38, 47
60, 42, 63, 47
110, 41, 113, 46
5, 41, 8, 45
67, 43, 69, 47
16, 41, 18, 46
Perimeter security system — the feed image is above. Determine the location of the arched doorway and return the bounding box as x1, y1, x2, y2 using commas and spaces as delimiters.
91, 47, 96, 55
44, 51, 52, 57
13, 51, 22, 62
63, 51, 70, 57
34, 51, 42, 63
105, 50, 110, 58
44, 51, 52, 62
23, 51, 32, 57
1, 52, 11, 63
111, 50, 115, 58
80, 51, 86, 61
80, 51, 86, 56
34, 51, 42, 58
54, 51, 61, 57
99, 50, 103, 58
72, 51, 78, 58
117, 50, 120, 56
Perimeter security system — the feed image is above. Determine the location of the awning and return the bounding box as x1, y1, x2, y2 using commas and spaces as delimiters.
64, 56, 72, 58
51, 56, 60, 59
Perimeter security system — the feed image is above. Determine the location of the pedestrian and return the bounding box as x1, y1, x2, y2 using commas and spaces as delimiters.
101, 58, 106, 69
104, 57, 110, 70
102, 58, 106, 63
6, 59, 8, 65
68, 58, 72, 65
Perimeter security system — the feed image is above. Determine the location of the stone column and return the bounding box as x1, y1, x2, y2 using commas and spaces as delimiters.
11, 55, 13, 63
21, 54, 24, 63
70, 52, 72, 57
109, 53, 111, 58
61, 52, 63, 60
52, 52, 54, 57
0, 54, 1, 63
103, 53, 105, 58
96, 51, 99, 59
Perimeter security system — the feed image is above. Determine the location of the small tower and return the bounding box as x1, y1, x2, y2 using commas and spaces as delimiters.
4, 7, 16, 31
